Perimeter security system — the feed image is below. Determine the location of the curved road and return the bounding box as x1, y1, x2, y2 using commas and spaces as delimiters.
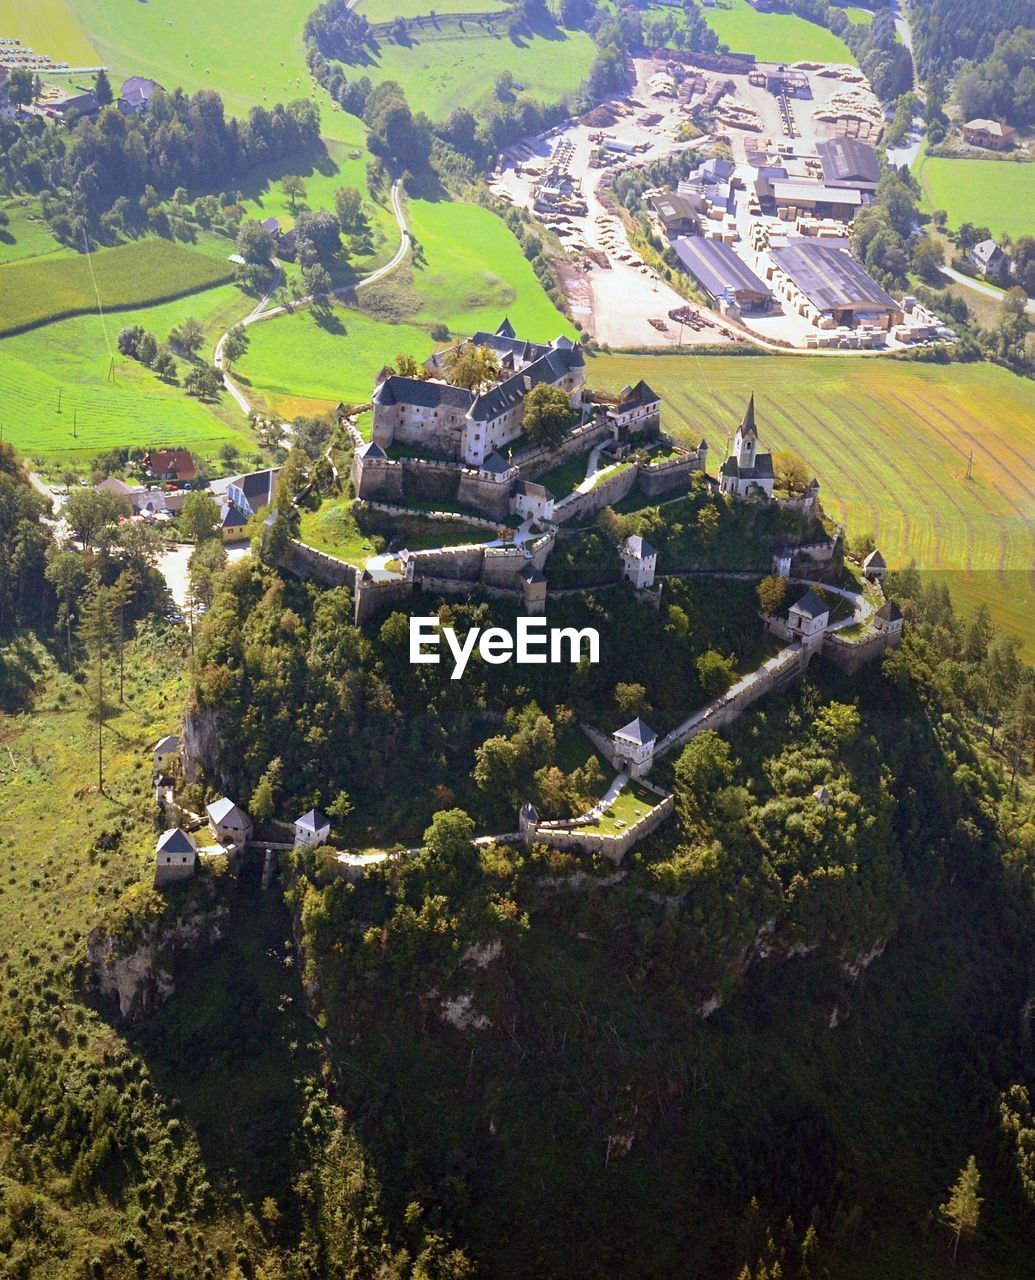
214, 179, 409, 417
940, 265, 1035, 316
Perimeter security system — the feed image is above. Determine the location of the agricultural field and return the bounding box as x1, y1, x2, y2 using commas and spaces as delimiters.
0, 238, 235, 337
359, 23, 596, 120
915, 155, 1035, 241
237, 305, 434, 417
407, 198, 577, 336
0, 0, 98, 65
0, 284, 250, 462
589, 352, 1035, 655
702, 0, 858, 62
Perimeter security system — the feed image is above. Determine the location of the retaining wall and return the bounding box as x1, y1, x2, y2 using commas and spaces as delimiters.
553, 464, 639, 525
280, 539, 356, 589
527, 794, 675, 865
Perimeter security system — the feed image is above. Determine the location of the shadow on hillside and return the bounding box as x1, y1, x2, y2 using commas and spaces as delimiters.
128, 882, 321, 1219
236, 139, 340, 212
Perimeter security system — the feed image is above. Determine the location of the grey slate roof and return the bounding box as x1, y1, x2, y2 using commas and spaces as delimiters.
614, 716, 657, 746
817, 137, 880, 186
617, 379, 660, 409
296, 808, 330, 831
154, 734, 180, 754
356, 440, 387, 459
876, 599, 902, 622
519, 563, 547, 583
672, 237, 771, 301
480, 451, 510, 474
623, 534, 656, 559
156, 828, 197, 856
219, 502, 248, 529
790, 589, 829, 619
863, 548, 886, 569
468, 346, 582, 423
769, 242, 898, 313
207, 797, 249, 826
232, 468, 280, 508
720, 453, 774, 481
373, 376, 473, 411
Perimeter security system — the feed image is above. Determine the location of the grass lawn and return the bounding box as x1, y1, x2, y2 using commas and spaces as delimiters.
588, 352, 1035, 656
408, 198, 576, 337
0, 0, 99, 64
538, 455, 590, 498
0, 198, 67, 266
915, 155, 1035, 241
299, 498, 485, 561
358, 23, 596, 120
0, 237, 235, 337
0, 283, 252, 462
237, 304, 434, 417
703, 0, 857, 62
581, 783, 661, 835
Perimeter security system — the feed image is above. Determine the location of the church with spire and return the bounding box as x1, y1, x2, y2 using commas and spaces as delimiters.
719, 394, 775, 501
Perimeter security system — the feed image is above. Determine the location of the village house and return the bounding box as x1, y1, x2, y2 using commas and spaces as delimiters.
154, 827, 197, 887
969, 239, 1004, 276
217, 501, 249, 543
620, 534, 657, 589
612, 717, 658, 779
143, 449, 196, 484
786, 588, 830, 641
294, 809, 331, 847
963, 119, 1016, 151
206, 797, 253, 846
118, 76, 162, 115
719, 396, 774, 500
224, 467, 280, 517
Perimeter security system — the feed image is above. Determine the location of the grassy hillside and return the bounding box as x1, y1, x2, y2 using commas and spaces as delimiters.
0, 285, 250, 462
0, 238, 235, 337
916, 154, 1035, 240
358, 0, 511, 16
360, 23, 596, 119
588, 352, 1035, 654
703, 0, 858, 62
0, 198, 67, 266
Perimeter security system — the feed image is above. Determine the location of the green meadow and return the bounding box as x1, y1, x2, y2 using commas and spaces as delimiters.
407, 198, 576, 336
0, 0, 99, 64
0, 238, 234, 337
0, 284, 249, 461
237, 306, 433, 417
0, 199, 68, 266
589, 352, 1035, 655
703, 0, 857, 62
361, 24, 596, 119
916, 154, 1035, 240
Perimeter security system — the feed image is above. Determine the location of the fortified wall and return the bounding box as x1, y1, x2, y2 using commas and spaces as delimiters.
519, 794, 676, 865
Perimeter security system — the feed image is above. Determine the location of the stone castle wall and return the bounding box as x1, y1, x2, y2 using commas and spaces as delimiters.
510, 418, 615, 480
525, 794, 675, 865
637, 451, 703, 498
456, 469, 515, 522
280, 539, 356, 589
822, 629, 901, 675
553, 464, 640, 525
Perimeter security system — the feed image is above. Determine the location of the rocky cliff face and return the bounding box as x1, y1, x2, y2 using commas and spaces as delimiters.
85, 888, 230, 1024
181, 705, 225, 785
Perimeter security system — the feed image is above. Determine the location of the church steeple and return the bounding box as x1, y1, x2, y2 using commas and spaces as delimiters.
740, 392, 757, 438
735, 393, 758, 468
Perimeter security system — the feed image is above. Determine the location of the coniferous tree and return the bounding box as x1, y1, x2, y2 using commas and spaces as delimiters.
940, 1156, 982, 1262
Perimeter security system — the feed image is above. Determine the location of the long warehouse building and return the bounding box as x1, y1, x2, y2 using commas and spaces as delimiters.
672, 237, 772, 312
767, 241, 903, 329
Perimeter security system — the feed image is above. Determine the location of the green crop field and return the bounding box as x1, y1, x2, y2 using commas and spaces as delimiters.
407, 198, 576, 336
0, 284, 250, 461
237, 306, 434, 417
358, 0, 512, 19
916, 155, 1035, 241
359, 24, 596, 119
0, 238, 235, 337
588, 353, 1035, 654
703, 0, 857, 62
0, 0, 99, 64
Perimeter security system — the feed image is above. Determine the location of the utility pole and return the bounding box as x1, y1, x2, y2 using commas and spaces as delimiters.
965, 449, 974, 480
57, 388, 62, 414
73, 409, 78, 439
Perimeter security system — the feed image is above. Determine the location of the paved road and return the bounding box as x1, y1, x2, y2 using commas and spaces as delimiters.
941, 266, 1035, 316
214, 180, 409, 418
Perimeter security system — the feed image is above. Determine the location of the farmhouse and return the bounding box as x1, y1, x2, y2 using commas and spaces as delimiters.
672, 237, 772, 313
766, 241, 902, 329
969, 239, 1003, 275
719, 396, 774, 501
143, 449, 196, 484
963, 119, 1016, 151
119, 77, 162, 114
